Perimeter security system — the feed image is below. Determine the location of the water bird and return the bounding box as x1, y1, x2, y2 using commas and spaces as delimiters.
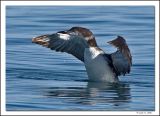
32, 27, 132, 83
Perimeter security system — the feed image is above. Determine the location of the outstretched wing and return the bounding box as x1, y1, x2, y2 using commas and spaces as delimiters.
32, 27, 97, 62
107, 36, 132, 76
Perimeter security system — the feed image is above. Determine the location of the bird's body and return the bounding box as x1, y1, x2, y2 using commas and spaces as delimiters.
84, 47, 117, 82
32, 27, 132, 83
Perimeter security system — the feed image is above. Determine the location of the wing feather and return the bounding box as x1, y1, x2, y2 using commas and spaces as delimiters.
32, 32, 89, 62
107, 36, 132, 76
32, 27, 98, 62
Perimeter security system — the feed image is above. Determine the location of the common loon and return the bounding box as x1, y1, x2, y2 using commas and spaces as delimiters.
32, 27, 132, 83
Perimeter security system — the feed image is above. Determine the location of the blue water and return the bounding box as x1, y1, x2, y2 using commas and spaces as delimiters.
6, 6, 155, 111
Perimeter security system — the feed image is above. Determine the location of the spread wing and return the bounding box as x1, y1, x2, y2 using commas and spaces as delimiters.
107, 36, 132, 76
32, 27, 96, 62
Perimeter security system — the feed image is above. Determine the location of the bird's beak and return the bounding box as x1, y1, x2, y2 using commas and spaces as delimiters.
32, 34, 50, 47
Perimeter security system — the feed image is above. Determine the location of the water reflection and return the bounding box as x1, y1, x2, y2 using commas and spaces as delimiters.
44, 82, 131, 109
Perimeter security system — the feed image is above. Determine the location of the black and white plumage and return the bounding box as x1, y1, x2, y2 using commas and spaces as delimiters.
32, 27, 132, 82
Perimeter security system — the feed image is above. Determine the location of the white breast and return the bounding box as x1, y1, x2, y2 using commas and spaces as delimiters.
84, 47, 118, 83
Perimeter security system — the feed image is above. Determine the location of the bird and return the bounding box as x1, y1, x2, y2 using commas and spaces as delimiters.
32, 27, 132, 83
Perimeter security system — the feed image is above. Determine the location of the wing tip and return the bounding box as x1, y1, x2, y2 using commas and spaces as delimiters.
32, 34, 50, 47
107, 35, 126, 45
